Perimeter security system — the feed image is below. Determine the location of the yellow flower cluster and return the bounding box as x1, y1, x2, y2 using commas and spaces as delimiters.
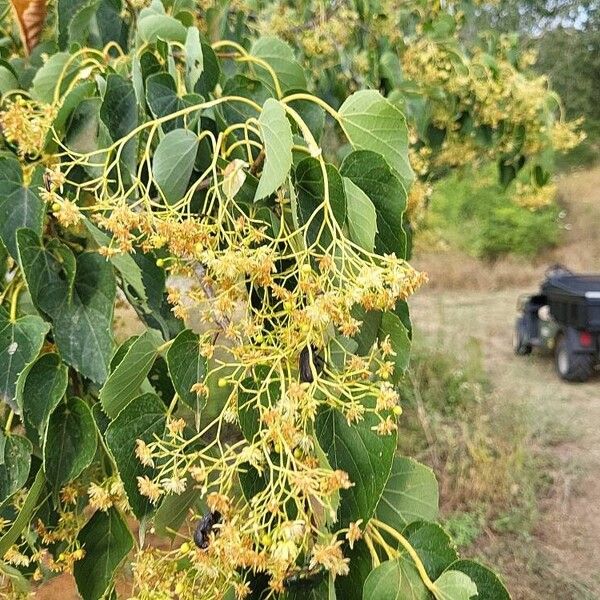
50, 60, 425, 596
259, 5, 359, 67
513, 181, 557, 209
0, 97, 57, 158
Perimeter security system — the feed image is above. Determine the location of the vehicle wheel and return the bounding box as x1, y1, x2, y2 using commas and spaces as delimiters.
554, 335, 594, 382
513, 319, 532, 355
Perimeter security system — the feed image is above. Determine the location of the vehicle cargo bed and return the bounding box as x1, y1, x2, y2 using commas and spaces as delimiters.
542, 274, 600, 331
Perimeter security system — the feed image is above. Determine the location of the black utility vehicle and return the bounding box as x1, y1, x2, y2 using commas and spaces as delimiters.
514, 266, 600, 382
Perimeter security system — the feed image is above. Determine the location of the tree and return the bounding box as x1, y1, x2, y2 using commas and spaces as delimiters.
0, 0, 533, 597
199, 0, 582, 214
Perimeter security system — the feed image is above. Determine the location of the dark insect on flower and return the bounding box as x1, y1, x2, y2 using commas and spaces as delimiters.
284, 565, 327, 589
43, 171, 52, 192
193, 511, 221, 550
299, 345, 325, 383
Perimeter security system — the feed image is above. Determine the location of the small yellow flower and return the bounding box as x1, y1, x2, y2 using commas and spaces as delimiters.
137, 476, 162, 503
346, 520, 363, 549
135, 439, 154, 467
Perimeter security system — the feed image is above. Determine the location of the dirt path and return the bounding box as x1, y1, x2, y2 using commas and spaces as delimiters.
409, 167, 600, 599
411, 288, 600, 598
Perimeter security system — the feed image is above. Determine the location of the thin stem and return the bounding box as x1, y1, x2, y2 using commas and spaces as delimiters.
5, 410, 14, 434
281, 92, 340, 121
9, 281, 24, 322
363, 532, 381, 567
157, 339, 175, 354
370, 519, 437, 594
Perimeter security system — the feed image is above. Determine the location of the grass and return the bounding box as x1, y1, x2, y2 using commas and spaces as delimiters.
417, 164, 562, 259
398, 337, 543, 538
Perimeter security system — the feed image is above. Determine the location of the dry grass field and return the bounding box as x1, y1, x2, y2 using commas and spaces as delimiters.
411, 166, 600, 598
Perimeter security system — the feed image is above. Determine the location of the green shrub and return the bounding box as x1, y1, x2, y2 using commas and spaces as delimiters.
421, 165, 562, 259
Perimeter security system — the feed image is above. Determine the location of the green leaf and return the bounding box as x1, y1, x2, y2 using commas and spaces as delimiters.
0, 66, 18, 95
0, 155, 44, 259
194, 42, 220, 96
84, 219, 148, 309
221, 75, 270, 127
153, 128, 199, 205
434, 571, 478, 600
100, 73, 138, 174
64, 97, 105, 157
315, 403, 396, 527
0, 306, 49, 411
0, 561, 31, 597
375, 456, 439, 530
105, 393, 167, 519
338, 90, 413, 186
30, 53, 79, 103
447, 560, 510, 600
351, 306, 382, 356
73, 508, 134, 600
343, 177, 377, 251
184, 26, 203, 92
250, 36, 307, 93
363, 559, 428, 600
380, 52, 403, 88
145, 72, 200, 133
340, 150, 408, 259
166, 329, 207, 417
68, 0, 101, 46
0, 561, 29, 593
100, 329, 163, 419
17, 229, 116, 383
0, 468, 45, 557
295, 157, 346, 250
46, 81, 97, 153
0, 434, 32, 503
379, 312, 411, 380
96, 0, 129, 49
44, 397, 97, 493
287, 93, 325, 143
254, 99, 293, 201
335, 540, 372, 600
154, 481, 202, 538
138, 14, 187, 44
16, 353, 68, 444
402, 522, 458, 581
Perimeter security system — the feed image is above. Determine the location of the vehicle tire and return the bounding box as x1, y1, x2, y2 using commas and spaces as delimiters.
513, 318, 532, 355
554, 334, 594, 382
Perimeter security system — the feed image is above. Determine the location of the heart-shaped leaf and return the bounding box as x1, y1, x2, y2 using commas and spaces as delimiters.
73, 508, 134, 600
152, 128, 199, 205
100, 329, 163, 419
341, 150, 408, 259
17, 228, 116, 384
339, 90, 413, 186
16, 352, 68, 444
0, 154, 44, 259
44, 396, 97, 493
375, 456, 439, 530
315, 402, 396, 527
0, 306, 49, 411
166, 329, 207, 417
0, 433, 32, 503
254, 98, 293, 201
363, 559, 428, 600
105, 393, 166, 519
